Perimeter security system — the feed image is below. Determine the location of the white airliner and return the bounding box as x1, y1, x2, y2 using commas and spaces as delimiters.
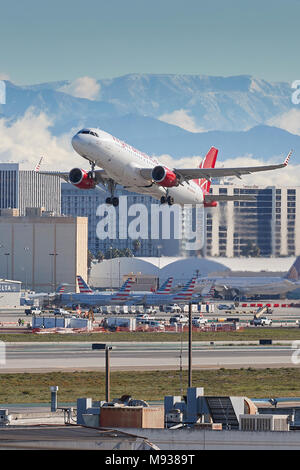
195, 256, 300, 298
36, 128, 292, 206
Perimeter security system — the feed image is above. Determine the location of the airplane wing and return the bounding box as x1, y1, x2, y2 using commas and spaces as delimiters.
173, 150, 292, 181
35, 169, 109, 184
139, 150, 292, 182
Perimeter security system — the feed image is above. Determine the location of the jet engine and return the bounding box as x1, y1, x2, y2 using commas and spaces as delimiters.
69, 168, 97, 189
151, 165, 178, 187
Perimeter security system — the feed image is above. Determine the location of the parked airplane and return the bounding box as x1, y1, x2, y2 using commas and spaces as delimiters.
77, 275, 173, 294
134, 277, 197, 306
35, 129, 292, 206
195, 256, 300, 298
59, 277, 134, 306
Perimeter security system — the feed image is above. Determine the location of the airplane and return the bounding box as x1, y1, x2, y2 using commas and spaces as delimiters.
133, 277, 197, 306
21, 284, 67, 305
35, 128, 292, 207
194, 256, 300, 298
59, 277, 135, 306
77, 275, 173, 294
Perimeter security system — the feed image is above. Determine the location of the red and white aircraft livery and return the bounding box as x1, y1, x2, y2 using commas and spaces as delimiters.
36, 128, 292, 206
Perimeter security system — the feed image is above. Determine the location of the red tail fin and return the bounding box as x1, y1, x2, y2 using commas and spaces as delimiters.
194, 147, 218, 195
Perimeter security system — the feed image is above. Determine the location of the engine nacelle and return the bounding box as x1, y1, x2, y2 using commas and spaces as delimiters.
69, 168, 97, 189
151, 165, 178, 187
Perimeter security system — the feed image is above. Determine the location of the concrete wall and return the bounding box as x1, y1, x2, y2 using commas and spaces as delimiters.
0, 216, 88, 292
113, 427, 300, 450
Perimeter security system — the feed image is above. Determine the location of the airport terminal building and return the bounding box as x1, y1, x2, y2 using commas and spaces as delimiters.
0, 279, 21, 308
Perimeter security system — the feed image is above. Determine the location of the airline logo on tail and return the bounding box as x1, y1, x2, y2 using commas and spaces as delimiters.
172, 277, 197, 301
111, 277, 134, 301
76, 276, 93, 294
156, 277, 173, 294
285, 256, 300, 281
56, 284, 66, 294
194, 147, 218, 195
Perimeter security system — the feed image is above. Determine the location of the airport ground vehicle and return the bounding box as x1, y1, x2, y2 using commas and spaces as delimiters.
136, 313, 155, 321
53, 308, 69, 316
165, 304, 182, 313
251, 316, 272, 326
192, 316, 208, 326
218, 304, 235, 310
169, 314, 189, 324
25, 307, 42, 316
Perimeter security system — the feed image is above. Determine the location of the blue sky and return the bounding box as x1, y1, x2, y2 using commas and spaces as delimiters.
0, 0, 299, 84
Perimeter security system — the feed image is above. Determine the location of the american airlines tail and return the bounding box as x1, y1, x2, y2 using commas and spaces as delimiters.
56, 284, 66, 294
156, 277, 173, 294
111, 277, 134, 301
172, 277, 197, 302
76, 275, 93, 293
285, 256, 300, 281
194, 147, 218, 195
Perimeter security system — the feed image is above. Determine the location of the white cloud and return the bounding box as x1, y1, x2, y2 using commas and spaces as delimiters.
158, 153, 300, 187
0, 109, 82, 170
159, 109, 206, 133
267, 109, 300, 135
0, 73, 10, 80
59, 76, 100, 101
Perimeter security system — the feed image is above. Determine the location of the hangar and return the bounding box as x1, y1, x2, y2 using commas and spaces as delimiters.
88, 256, 296, 290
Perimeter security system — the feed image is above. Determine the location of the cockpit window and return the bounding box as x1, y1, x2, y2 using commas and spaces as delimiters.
77, 130, 99, 137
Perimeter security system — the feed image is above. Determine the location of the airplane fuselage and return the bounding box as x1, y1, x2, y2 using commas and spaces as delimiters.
71, 129, 204, 205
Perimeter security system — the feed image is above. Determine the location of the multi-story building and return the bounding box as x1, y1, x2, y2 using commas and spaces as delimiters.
61, 183, 187, 257
0, 214, 88, 292
0, 163, 61, 215
205, 184, 300, 257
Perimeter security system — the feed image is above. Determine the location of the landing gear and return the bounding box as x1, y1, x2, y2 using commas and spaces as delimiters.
160, 195, 174, 205
105, 180, 119, 206
88, 160, 96, 179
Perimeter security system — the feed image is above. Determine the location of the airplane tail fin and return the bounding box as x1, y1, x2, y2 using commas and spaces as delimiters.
156, 277, 173, 294
56, 284, 66, 294
194, 147, 218, 195
172, 277, 197, 302
285, 257, 300, 281
76, 275, 93, 293
111, 277, 134, 301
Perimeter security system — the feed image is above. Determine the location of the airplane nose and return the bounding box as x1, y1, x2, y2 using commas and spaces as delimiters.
71, 134, 80, 151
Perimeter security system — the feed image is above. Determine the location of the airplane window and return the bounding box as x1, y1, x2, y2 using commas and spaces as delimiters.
90, 131, 99, 137
78, 130, 90, 135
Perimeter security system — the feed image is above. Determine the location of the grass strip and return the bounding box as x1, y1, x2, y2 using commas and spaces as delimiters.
1, 368, 300, 403
1, 328, 300, 343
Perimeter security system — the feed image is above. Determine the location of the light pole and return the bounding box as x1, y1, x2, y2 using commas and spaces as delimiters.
24, 247, 30, 290
49, 253, 58, 292
92, 343, 114, 402
4, 253, 10, 280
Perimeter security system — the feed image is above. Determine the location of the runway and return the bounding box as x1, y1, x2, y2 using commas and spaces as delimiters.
1, 341, 299, 373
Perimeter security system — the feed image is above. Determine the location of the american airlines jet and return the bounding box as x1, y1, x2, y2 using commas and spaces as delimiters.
36, 128, 292, 206
60, 277, 134, 306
